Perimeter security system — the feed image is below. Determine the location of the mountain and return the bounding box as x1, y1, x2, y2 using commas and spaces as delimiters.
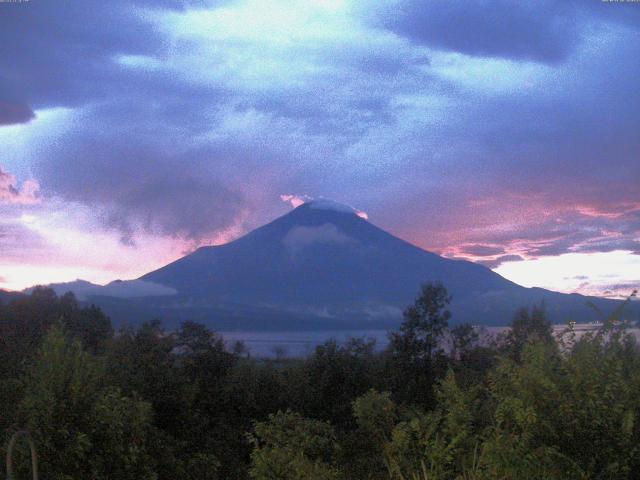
25, 279, 176, 301
78, 200, 637, 330
0, 289, 24, 305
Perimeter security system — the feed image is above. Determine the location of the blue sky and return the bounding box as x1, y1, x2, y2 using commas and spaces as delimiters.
0, 0, 639, 296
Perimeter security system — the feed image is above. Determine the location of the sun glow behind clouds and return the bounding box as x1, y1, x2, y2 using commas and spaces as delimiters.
0, 266, 114, 292
494, 250, 640, 298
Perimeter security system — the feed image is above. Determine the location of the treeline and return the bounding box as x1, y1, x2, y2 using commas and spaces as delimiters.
1, 285, 639, 479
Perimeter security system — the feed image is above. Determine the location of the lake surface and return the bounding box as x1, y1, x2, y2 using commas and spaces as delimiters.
221, 325, 640, 358
221, 329, 390, 357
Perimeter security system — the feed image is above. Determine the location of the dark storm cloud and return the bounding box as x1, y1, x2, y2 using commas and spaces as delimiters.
372, 0, 640, 65
0, 1, 166, 114
102, 174, 245, 245
30, 109, 249, 244
0, 0, 252, 242
378, 0, 577, 63
0, 0, 229, 120
0, 100, 34, 126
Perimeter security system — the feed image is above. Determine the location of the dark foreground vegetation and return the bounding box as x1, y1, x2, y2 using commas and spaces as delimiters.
1, 285, 639, 479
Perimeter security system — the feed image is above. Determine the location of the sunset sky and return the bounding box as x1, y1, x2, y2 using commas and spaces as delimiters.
1, 0, 639, 297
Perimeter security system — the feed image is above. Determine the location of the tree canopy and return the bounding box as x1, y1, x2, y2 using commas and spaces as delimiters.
2, 287, 639, 480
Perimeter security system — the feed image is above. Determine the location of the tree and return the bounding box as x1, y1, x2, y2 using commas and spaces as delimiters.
386, 282, 452, 405
504, 304, 554, 361
88, 387, 156, 480
353, 390, 397, 446
450, 323, 479, 361
249, 410, 340, 480
106, 320, 183, 433
384, 371, 480, 480
59, 293, 113, 354
15, 326, 156, 480
389, 282, 452, 362
174, 321, 244, 478
288, 337, 378, 428
349, 390, 397, 479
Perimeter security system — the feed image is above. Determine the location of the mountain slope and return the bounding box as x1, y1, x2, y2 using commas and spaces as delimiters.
0, 289, 24, 305
125, 201, 637, 329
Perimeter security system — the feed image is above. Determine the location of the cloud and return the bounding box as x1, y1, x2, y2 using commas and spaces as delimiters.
283, 223, 355, 252
0, 0, 197, 113
494, 251, 640, 298
281, 196, 369, 219
479, 255, 525, 269
0, 101, 35, 126
309, 199, 369, 219
0, 168, 39, 205
280, 194, 312, 208
23, 102, 260, 245
375, 0, 577, 63
0, 219, 49, 262
569, 275, 589, 281
459, 244, 505, 257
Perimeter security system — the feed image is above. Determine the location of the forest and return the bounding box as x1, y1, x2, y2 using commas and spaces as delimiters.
1, 284, 639, 480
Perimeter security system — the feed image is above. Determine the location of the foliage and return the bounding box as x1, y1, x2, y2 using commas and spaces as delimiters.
381, 371, 480, 480
449, 323, 479, 361
15, 326, 155, 480
502, 303, 555, 361
386, 282, 453, 406
3, 287, 640, 480
287, 337, 379, 428
389, 282, 452, 363
248, 411, 340, 480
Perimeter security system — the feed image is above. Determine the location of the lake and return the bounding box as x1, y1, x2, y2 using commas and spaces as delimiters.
221, 325, 640, 358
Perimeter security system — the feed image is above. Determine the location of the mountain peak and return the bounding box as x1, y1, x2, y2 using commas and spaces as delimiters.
127, 199, 637, 330
293, 199, 369, 220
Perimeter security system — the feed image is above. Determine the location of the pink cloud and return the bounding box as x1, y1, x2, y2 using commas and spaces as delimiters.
280, 194, 311, 208
382, 186, 640, 273
0, 167, 40, 205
